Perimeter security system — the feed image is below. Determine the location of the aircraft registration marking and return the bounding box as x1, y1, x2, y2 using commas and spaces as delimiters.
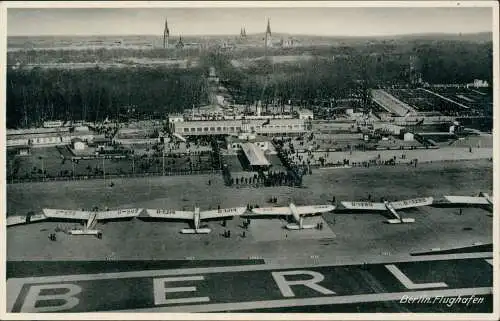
116, 208, 138, 215
217, 208, 241, 213
156, 209, 177, 215
54, 210, 80, 216
351, 202, 375, 207
398, 198, 430, 206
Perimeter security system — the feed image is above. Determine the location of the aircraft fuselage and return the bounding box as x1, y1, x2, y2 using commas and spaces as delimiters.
289, 203, 301, 226
193, 207, 201, 230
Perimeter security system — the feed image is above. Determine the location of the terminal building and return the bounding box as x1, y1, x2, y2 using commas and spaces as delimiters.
7, 127, 94, 148
170, 118, 308, 137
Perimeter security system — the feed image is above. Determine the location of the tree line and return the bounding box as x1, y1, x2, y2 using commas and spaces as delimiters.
6, 40, 492, 128
6, 66, 208, 128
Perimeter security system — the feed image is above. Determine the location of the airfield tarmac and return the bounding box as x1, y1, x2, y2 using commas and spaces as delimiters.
7, 159, 493, 265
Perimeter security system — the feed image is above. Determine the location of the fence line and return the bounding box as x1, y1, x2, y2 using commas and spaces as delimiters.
7, 169, 222, 184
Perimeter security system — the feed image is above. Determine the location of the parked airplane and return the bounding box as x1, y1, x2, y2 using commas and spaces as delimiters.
144, 207, 247, 234
42, 208, 142, 238
247, 203, 336, 230
341, 197, 434, 224
443, 192, 493, 212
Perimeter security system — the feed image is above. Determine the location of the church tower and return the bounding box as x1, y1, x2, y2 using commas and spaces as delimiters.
163, 18, 170, 48
176, 35, 184, 49
240, 27, 247, 39
265, 18, 272, 52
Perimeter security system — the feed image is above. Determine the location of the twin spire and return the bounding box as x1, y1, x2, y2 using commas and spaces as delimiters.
240, 27, 247, 38
163, 17, 183, 49
162, 17, 272, 49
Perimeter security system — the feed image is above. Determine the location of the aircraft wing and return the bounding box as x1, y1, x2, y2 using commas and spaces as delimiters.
201, 207, 247, 220
340, 202, 387, 211
294, 205, 336, 215
250, 207, 293, 216
444, 196, 490, 205
7, 214, 47, 226
391, 197, 434, 210
145, 209, 194, 220
96, 208, 142, 220
42, 209, 92, 220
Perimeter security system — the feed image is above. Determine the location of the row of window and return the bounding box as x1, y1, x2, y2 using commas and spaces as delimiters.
183, 126, 241, 133
180, 124, 304, 133
30, 137, 71, 144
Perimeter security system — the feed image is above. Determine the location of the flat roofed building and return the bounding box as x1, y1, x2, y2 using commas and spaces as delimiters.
7, 127, 94, 147
72, 138, 87, 150
8, 145, 31, 156
7, 127, 70, 136
168, 115, 184, 123
297, 109, 314, 120
43, 120, 64, 128
240, 142, 271, 171
226, 135, 271, 153
172, 118, 306, 136
403, 132, 415, 141
7, 137, 29, 147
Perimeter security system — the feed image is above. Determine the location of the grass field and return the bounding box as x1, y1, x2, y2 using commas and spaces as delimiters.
7, 146, 215, 180
7, 159, 492, 214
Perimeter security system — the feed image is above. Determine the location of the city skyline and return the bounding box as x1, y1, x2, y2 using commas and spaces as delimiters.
7, 7, 494, 37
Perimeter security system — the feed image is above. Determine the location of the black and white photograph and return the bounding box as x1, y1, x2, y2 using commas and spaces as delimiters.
1, 1, 497, 318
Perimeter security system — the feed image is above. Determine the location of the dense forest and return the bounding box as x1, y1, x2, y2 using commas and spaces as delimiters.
6, 40, 493, 128
6, 67, 208, 128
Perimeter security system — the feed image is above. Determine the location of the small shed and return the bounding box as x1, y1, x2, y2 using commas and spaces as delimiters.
72, 138, 87, 150
17, 145, 31, 156
403, 132, 415, 142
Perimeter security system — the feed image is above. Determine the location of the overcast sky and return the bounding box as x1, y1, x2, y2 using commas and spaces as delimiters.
7, 7, 493, 37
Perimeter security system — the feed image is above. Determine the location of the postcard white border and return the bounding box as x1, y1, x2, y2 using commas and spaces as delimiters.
0, 1, 498, 320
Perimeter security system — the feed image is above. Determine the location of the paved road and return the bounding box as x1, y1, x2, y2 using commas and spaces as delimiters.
7, 254, 493, 313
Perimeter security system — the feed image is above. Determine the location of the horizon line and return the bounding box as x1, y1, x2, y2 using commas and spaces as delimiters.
7, 31, 493, 38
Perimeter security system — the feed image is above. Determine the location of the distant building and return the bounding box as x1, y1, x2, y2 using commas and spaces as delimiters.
7, 127, 94, 148
168, 115, 185, 124
403, 132, 415, 142
239, 142, 271, 171
240, 27, 247, 40
93, 136, 112, 150
208, 67, 219, 84
171, 118, 307, 137
10, 145, 31, 156
280, 37, 297, 48
43, 120, 64, 128
163, 18, 170, 49
176, 36, 184, 49
296, 109, 314, 120
265, 18, 272, 51
74, 125, 90, 132
471, 79, 489, 88
29, 133, 69, 146
72, 138, 87, 150
216, 95, 227, 107
226, 134, 272, 153
374, 123, 404, 136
